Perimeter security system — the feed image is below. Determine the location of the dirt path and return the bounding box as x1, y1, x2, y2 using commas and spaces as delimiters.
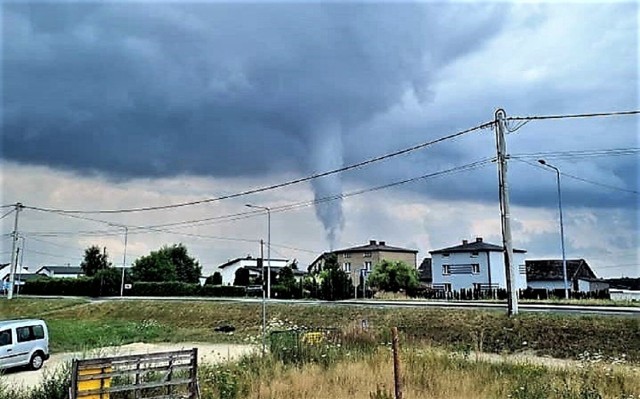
2, 342, 256, 390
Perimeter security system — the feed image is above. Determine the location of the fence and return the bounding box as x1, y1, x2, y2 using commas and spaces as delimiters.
70, 349, 198, 399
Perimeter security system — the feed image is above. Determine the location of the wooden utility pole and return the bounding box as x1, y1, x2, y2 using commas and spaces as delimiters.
391, 327, 403, 399
495, 109, 519, 316
7, 203, 22, 300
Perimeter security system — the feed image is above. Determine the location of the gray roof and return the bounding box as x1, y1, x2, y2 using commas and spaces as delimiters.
334, 241, 418, 254
218, 256, 288, 269
526, 259, 597, 282
430, 239, 526, 255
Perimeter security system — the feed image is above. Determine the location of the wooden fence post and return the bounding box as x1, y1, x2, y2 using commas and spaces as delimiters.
392, 327, 403, 399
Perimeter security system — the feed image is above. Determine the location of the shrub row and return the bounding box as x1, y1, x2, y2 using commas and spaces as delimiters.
21, 278, 249, 298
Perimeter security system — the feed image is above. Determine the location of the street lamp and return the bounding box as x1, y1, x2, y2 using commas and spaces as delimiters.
245, 204, 271, 299
538, 159, 569, 299
245, 204, 271, 357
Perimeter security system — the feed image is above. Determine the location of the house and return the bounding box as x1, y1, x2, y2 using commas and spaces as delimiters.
215, 256, 301, 285
308, 240, 418, 283
418, 258, 432, 286
0, 264, 37, 289
35, 265, 85, 279
525, 259, 609, 293
430, 237, 527, 292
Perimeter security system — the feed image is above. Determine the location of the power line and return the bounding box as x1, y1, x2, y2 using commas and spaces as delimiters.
24, 157, 494, 237
517, 159, 639, 195
507, 110, 640, 121
0, 209, 15, 221
24, 121, 495, 214
511, 147, 639, 161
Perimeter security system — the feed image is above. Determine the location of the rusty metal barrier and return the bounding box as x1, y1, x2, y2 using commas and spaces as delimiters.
69, 348, 198, 399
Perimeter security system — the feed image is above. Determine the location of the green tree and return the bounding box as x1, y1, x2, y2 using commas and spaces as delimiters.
234, 268, 250, 286
206, 272, 223, 286
367, 260, 419, 293
80, 245, 112, 277
131, 244, 201, 283
319, 253, 353, 300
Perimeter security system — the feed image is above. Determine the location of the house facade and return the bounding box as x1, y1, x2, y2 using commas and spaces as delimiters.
525, 259, 609, 293
430, 237, 527, 292
309, 240, 418, 283
35, 266, 84, 279
216, 256, 293, 285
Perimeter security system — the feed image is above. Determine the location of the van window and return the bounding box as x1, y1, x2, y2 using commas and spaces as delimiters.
0, 330, 11, 346
33, 325, 45, 340
17, 326, 33, 342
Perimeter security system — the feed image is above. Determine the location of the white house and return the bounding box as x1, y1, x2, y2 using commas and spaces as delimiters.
0, 264, 37, 290
215, 256, 295, 285
430, 237, 527, 292
35, 265, 84, 279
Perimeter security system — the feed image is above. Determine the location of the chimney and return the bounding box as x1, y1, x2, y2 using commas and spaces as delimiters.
462, 239, 468, 245
476, 237, 483, 243
369, 240, 376, 246
379, 241, 386, 246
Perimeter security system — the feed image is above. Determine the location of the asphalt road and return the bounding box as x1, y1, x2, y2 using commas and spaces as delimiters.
26, 295, 639, 316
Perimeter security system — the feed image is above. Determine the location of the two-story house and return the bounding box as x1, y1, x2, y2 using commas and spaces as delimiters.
430, 237, 527, 292
309, 240, 418, 283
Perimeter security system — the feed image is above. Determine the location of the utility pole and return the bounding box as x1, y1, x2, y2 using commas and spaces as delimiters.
7, 203, 22, 300
17, 236, 25, 296
495, 110, 519, 316
260, 239, 266, 356
120, 226, 129, 297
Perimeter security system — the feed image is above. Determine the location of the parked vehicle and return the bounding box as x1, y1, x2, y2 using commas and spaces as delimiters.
0, 319, 50, 370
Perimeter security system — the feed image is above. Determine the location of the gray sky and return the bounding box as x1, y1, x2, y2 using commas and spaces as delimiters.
1, 1, 638, 278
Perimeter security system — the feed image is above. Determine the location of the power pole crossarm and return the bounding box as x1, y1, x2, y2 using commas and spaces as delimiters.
7, 203, 23, 300
494, 110, 519, 316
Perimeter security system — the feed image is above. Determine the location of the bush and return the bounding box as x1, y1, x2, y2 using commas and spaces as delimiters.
130, 282, 200, 296
206, 272, 223, 286
199, 285, 246, 297
21, 277, 95, 297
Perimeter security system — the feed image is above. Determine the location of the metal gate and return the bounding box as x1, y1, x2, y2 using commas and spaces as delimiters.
70, 348, 198, 399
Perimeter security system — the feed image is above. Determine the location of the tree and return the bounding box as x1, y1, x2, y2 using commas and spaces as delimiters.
318, 253, 353, 301
367, 260, 419, 293
205, 272, 223, 286
234, 268, 250, 286
80, 245, 112, 277
130, 244, 201, 283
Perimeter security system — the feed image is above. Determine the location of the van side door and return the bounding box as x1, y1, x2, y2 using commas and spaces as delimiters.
0, 328, 16, 369
14, 326, 35, 366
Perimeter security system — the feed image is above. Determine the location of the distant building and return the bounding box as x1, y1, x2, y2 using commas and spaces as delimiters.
309, 240, 418, 283
0, 264, 37, 288
430, 237, 527, 292
418, 258, 432, 286
215, 256, 303, 285
525, 259, 609, 293
35, 265, 85, 279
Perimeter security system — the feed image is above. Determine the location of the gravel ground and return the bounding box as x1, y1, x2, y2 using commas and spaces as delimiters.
1, 342, 256, 390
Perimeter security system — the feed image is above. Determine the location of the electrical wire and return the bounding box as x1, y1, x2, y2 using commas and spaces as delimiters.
511, 147, 639, 160
516, 158, 639, 195
0, 209, 15, 221
23, 121, 495, 214
507, 110, 640, 121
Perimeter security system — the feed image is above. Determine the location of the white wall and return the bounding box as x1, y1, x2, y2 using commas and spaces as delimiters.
432, 251, 527, 291
527, 280, 566, 290
610, 289, 640, 301
218, 259, 289, 285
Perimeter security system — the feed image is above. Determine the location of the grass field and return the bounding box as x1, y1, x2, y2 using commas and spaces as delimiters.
1, 298, 639, 361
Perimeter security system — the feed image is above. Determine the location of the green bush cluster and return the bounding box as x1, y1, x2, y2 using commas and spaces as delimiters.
21, 268, 123, 297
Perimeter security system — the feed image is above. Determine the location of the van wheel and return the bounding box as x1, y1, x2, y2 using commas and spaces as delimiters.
29, 352, 44, 370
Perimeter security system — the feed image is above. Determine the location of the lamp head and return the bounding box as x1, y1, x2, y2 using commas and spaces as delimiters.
538, 159, 547, 165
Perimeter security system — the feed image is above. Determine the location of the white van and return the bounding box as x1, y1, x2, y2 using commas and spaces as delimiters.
0, 319, 50, 370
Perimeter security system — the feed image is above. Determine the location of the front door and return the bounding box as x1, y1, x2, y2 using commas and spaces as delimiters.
0, 328, 17, 369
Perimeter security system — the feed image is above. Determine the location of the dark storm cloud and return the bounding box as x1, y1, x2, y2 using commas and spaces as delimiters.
2, 1, 638, 217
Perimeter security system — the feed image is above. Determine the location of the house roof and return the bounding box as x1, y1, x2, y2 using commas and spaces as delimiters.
218, 256, 288, 269
430, 238, 526, 254
334, 240, 418, 254
36, 266, 84, 274
525, 259, 597, 282
245, 266, 307, 276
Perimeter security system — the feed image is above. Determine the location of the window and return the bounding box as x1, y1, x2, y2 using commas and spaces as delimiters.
363, 252, 372, 258
472, 264, 480, 274
32, 325, 45, 340
471, 251, 479, 258
343, 262, 351, 273
17, 326, 32, 342
442, 253, 450, 257
442, 265, 451, 275
343, 253, 351, 259
443, 283, 452, 292
0, 330, 11, 347
473, 283, 482, 291
365, 261, 372, 271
